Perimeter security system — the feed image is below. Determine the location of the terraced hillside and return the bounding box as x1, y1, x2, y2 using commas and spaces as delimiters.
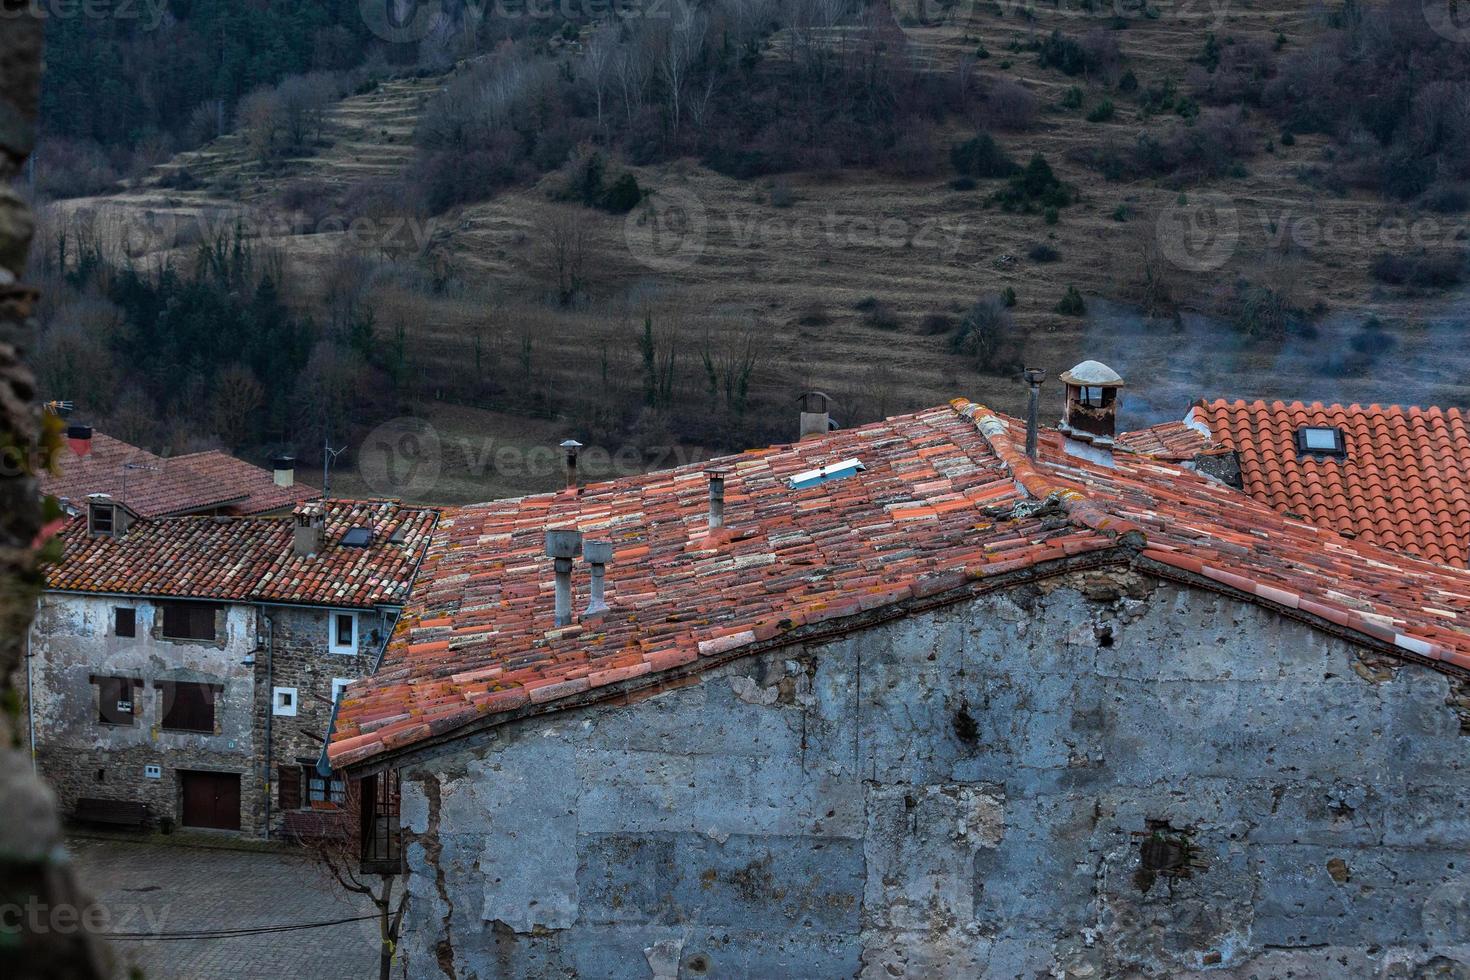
45, 1, 1470, 502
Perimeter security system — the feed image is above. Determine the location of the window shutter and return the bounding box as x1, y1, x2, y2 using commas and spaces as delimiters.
279, 765, 301, 811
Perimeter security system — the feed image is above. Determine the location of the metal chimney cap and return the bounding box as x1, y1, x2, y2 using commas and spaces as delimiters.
1022, 367, 1046, 385
560, 439, 584, 450
66, 423, 94, 439
705, 465, 733, 478
271, 455, 295, 469
582, 538, 614, 564
545, 527, 583, 558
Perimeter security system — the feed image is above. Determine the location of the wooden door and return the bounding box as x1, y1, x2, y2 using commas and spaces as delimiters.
180, 771, 241, 830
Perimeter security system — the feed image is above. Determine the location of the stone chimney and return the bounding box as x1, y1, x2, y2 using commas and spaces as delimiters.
293, 502, 326, 557
272, 455, 295, 488
67, 423, 93, 458
1058, 360, 1124, 466
798, 391, 836, 440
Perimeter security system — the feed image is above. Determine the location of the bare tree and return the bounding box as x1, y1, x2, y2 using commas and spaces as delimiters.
238, 86, 283, 160
658, 10, 708, 134
538, 207, 591, 306
615, 35, 654, 123
210, 364, 265, 449
582, 25, 617, 139
296, 780, 408, 980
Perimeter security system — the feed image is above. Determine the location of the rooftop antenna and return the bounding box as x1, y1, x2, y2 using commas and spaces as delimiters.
322, 435, 346, 499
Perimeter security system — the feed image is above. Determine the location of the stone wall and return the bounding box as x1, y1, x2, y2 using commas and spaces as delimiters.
255, 604, 384, 835
394, 573, 1470, 978
29, 595, 391, 837
29, 594, 264, 834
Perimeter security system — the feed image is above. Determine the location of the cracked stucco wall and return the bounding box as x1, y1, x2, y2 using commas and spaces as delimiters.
395, 574, 1470, 979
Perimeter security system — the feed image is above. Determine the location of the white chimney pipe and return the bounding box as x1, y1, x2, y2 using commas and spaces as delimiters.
272, 455, 295, 488
583, 538, 612, 616
545, 528, 582, 627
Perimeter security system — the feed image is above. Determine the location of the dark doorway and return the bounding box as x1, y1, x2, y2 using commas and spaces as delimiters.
180, 771, 241, 830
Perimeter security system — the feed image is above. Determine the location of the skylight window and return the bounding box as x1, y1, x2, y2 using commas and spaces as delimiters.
1296, 426, 1346, 457
340, 526, 374, 548
788, 458, 866, 490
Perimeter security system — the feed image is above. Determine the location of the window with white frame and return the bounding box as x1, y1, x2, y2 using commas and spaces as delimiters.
328, 612, 358, 655
272, 687, 298, 717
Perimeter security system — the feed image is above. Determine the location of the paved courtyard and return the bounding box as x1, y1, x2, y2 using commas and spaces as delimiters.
67, 835, 381, 980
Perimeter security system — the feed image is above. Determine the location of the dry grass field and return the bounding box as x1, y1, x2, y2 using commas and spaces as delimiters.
42, 0, 1470, 501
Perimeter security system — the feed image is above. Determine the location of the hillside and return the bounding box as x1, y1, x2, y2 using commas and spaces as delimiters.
32, 0, 1470, 503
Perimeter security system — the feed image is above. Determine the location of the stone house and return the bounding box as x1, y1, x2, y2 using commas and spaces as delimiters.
28, 498, 436, 837
40, 423, 316, 518
331, 380, 1470, 978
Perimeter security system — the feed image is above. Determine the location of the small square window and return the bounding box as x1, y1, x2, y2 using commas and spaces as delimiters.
89, 504, 115, 537
273, 687, 298, 717
114, 607, 136, 638
329, 612, 357, 655
1296, 426, 1346, 457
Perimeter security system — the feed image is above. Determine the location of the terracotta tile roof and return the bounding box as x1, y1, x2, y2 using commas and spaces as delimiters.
1114, 413, 1218, 462
40, 432, 315, 517
329, 402, 1470, 769
170, 451, 316, 515
47, 500, 437, 609
1128, 400, 1470, 566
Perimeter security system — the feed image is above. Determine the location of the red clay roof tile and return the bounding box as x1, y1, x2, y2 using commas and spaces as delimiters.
1126, 400, 1470, 566
331, 401, 1470, 768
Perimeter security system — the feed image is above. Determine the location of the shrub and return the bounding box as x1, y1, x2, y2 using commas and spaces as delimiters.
1086, 98, 1116, 122
1001, 286, 1017, 307
1119, 70, 1138, 93
992, 154, 1074, 212
797, 302, 830, 327
860, 300, 903, 331
950, 132, 1018, 178
951, 295, 1017, 371
1056, 286, 1086, 316
985, 79, 1039, 130
1029, 243, 1060, 263
950, 176, 978, 191
1230, 281, 1297, 339
918, 312, 958, 335
1038, 30, 1090, 76
599, 173, 644, 213
1061, 86, 1084, 110
1369, 251, 1464, 289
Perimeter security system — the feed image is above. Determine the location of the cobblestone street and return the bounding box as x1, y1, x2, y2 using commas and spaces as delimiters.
67, 835, 380, 980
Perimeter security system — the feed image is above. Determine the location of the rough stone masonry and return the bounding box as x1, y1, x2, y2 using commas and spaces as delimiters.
389, 572, 1470, 979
